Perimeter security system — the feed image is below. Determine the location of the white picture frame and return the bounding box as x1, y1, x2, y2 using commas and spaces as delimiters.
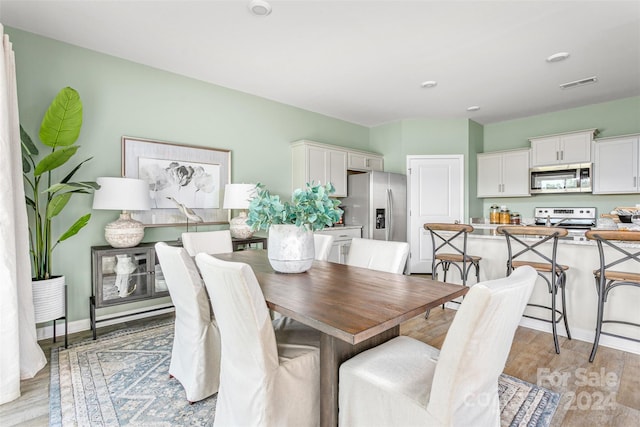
122, 136, 231, 226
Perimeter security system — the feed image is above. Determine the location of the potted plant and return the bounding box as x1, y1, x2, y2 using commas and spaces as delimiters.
21, 87, 98, 323
247, 182, 343, 273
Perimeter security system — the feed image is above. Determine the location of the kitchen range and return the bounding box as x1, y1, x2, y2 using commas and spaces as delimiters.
533, 207, 597, 240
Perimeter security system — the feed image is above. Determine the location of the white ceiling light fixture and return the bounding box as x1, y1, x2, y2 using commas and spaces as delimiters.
467, 106, 480, 112
559, 76, 598, 89
249, 0, 272, 16
546, 52, 570, 63
421, 80, 437, 89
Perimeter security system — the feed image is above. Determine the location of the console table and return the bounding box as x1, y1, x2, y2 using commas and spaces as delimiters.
232, 236, 268, 251
89, 241, 180, 339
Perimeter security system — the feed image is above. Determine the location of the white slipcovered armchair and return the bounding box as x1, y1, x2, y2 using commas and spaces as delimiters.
346, 237, 410, 274
154, 242, 221, 403
339, 266, 537, 427
181, 230, 233, 256
195, 253, 320, 427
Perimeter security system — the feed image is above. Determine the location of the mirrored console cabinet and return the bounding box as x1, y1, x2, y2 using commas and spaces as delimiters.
90, 241, 180, 339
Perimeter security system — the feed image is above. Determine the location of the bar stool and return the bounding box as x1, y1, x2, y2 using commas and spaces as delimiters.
497, 225, 571, 354
584, 230, 640, 362
423, 223, 481, 316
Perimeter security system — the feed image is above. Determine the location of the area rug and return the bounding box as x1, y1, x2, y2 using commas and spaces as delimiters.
50, 320, 560, 426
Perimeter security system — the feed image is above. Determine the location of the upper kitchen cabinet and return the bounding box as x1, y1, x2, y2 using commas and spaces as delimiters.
529, 129, 597, 167
477, 149, 530, 198
593, 134, 640, 194
347, 151, 384, 172
291, 140, 348, 197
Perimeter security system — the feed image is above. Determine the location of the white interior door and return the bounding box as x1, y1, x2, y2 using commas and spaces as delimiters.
407, 155, 464, 274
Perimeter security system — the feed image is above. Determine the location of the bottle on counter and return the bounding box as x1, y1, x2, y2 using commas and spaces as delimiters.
499, 206, 511, 224
510, 212, 521, 225
489, 205, 500, 224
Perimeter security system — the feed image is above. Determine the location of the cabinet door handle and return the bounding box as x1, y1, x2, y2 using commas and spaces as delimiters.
635, 176, 637, 188
366, 159, 369, 168
556, 151, 559, 161
560, 150, 564, 161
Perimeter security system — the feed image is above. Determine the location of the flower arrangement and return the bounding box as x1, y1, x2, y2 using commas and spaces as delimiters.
247, 182, 343, 232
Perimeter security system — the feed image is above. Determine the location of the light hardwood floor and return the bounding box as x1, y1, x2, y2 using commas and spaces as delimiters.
1, 310, 638, 426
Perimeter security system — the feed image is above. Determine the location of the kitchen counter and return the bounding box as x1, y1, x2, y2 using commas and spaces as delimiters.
322, 225, 362, 231
470, 224, 640, 248
436, 227, 640, 354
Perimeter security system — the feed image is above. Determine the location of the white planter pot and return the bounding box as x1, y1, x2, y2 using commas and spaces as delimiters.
32, 276, 66, 323
268, 224, 315, 273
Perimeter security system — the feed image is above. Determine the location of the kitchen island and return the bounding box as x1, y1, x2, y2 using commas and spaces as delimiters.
441, 226, 640, 355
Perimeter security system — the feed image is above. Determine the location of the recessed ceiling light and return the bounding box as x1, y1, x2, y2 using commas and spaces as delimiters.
421, 80, 437, 88
248, 0, 272, 16
467, 106, 480, 112
546, 52, 570, 63
559, 76, 598, 89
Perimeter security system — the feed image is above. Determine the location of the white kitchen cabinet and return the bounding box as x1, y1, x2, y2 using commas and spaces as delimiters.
291, 140, 348, 197
593, 134, 640, 194
529, 129, 596, 167
315, 227, 361, 264
477, 149, 530, 197
348, 151, 384, 171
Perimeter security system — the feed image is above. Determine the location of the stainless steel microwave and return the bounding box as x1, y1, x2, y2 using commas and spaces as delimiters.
529, 163, 592, 194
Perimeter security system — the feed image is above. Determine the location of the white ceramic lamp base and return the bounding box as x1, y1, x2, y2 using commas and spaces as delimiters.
229, 211, 254, 239
104, 211, 145, 248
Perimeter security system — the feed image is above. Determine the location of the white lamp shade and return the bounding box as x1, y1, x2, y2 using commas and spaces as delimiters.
223, 184, 256, 210
93, 177, 151, 211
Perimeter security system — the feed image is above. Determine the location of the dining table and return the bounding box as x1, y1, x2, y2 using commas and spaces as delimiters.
214, 249, 468, 427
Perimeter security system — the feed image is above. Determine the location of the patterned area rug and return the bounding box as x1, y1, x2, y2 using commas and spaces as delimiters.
49, 319, 559, 426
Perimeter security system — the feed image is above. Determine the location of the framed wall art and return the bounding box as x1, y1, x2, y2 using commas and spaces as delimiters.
122, 136, 231, 226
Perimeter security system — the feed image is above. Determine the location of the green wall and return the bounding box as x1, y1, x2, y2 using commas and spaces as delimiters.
370, 118, 479, 221
8, 27, 369, 322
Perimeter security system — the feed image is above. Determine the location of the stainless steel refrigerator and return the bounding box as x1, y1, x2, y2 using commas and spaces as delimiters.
342, 171, 407, 241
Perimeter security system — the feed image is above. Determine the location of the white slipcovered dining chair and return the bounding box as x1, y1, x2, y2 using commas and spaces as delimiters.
339, 266, 537, 427
181, 230, 233, 256
195, 253, 320, 427
154, 242, 221, 403
313, 233, 335, 261
346, 237, 410, 274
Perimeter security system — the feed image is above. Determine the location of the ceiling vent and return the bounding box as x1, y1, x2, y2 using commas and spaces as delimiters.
559, 76, 598, 89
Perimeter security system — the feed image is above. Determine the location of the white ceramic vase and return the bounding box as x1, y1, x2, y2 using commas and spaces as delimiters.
267, 224, 315, 273
32, 276, 66, 323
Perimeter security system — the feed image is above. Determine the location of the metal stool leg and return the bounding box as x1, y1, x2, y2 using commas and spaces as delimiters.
560, 272, 571, 340
589, 277, 606, 362
550, 274, 560, 354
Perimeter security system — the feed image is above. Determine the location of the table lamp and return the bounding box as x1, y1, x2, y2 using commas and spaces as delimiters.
223, 183, 257, 239
92, 177, 151, 248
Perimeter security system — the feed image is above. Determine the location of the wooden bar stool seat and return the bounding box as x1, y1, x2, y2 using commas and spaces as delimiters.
584, 229, 640, 362
497, 225, 571, 354
423, 223, 482, 317
511, 260, 569, 273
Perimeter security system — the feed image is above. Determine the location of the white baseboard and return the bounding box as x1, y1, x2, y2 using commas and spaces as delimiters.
36, 303, 175, 341
443, 302, 640, 356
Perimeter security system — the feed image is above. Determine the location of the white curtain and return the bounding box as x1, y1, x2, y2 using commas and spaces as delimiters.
0, 23, 47, 405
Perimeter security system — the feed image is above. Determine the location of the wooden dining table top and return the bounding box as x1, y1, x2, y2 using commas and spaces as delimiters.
214, 250, 468, 345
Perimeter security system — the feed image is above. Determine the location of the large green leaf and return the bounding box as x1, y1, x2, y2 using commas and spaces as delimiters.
47, 193, 71, 219
61, 157, 93, 184
20, 125, 38, 173
33, 146, 78, 176
46, 181, 98, 194
57, 214, 91, 243
39, 87, 83, 148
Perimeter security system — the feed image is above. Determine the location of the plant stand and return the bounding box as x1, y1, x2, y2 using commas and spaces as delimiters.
32, 276, 68, 348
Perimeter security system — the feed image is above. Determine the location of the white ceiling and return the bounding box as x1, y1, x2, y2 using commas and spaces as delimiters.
1, 0, 639, 127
